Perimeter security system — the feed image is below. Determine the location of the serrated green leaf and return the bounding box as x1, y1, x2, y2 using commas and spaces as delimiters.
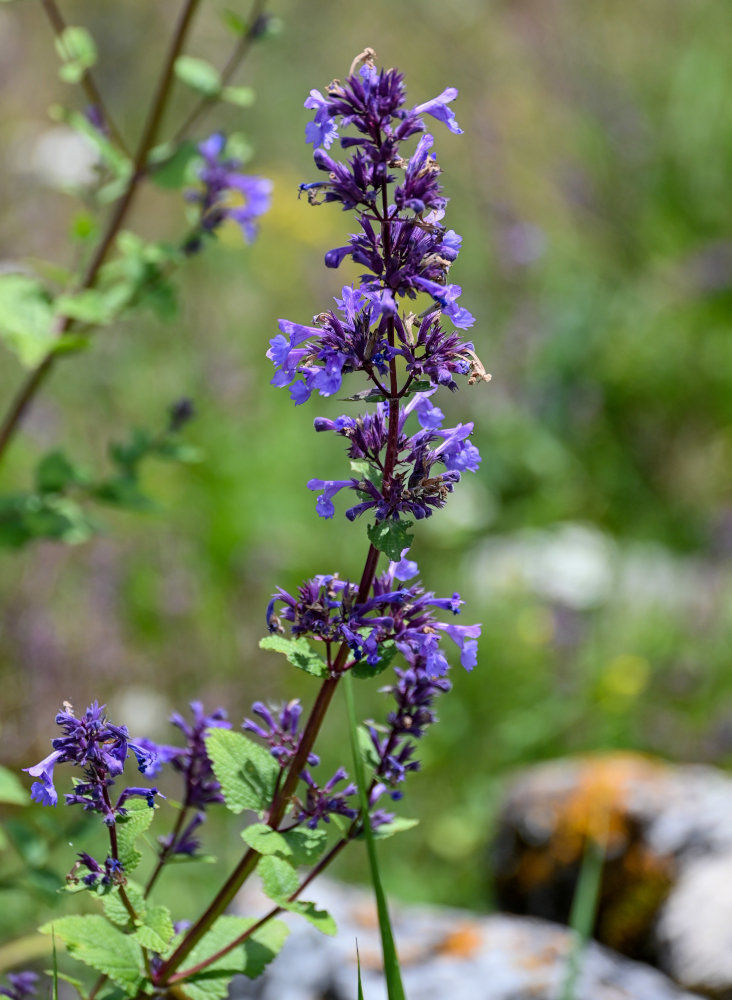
136, 904, 174, 953
258, 854, 299, 901
174, 56, 222, 97
35, 450, 85, 494
116, 802, 155, 872
0, 274, 55, 367
278, 898, 337, 936
367, 520, 414, 562
241, 823, 327, 866
221, 86, 255, 107
258, 635, 328, 678
369, 816, 419, 840
0, 764, 27, 805
182, 915, 289, 1000
102, 881, 144, 927
40, 916, 143, 991
205, 729, 278, 815
351, 639, 398, 679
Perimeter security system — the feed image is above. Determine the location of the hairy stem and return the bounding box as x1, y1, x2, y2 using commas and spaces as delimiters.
0, 0, 202, 465
168, 836, 349, 983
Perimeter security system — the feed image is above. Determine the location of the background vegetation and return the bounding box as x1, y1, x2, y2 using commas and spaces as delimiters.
1, 0, 732, 946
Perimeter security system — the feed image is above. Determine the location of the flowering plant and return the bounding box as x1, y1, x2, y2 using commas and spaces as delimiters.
6, 42, 488, 1000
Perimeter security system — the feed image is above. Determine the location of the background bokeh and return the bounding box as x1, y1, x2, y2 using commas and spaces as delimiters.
2, 0, 732, 945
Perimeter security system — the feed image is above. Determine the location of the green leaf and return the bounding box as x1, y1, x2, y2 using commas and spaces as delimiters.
39, 916, 143, 992
369, 816, 419, 840
351, 639, 398, 679
277, 898, 337, 936
0, 273, 55, 367
182, 915, 289, 1000
221, 86, 255, 107
221, 8, 247, 34
258, 854, 298, 901
367, 520, 414, 562
241, 823, 327, 866
205, 729, 279, 815
54, 26, 97, 84
135, 904, 174, 953
116, 801, 155, 872
102, 882, 144, 927
148, 140, 199, 190
0, 764, 27, 805
35, 450, 86, 494
174, 56, 222, 97
55, 289, 120, 326
258, 635, 328, 678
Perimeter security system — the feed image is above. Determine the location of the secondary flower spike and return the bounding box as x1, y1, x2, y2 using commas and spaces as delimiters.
23, 701, 160, 822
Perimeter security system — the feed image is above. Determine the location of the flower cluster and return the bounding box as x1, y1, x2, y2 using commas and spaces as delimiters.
23, 701, 159, 824
243, 700, 319, 768
267, 50, 488, 406
267, 553, 479, 676
308, 390, 480, 521
0, 974, 38, 1000
68, 852, 125, 889
184, 133, 272, 250
154, 702, 230, 857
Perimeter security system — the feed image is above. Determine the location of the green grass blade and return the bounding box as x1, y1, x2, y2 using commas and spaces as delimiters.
51, 930, 58, 1000
356, 940, 365, 1000
560, 829, 606, 1000
344, 673, 406, 1000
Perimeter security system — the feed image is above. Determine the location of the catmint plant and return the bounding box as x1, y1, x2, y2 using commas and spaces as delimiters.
9, 47, 488, 1000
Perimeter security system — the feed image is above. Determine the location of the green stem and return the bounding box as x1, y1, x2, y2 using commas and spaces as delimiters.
344, 673, 405, 1000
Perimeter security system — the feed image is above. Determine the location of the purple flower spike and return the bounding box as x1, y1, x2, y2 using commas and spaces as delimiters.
158, 702, 231, 811
23, 702, 160, 823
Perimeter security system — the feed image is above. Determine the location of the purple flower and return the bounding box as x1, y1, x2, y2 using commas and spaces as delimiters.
158, 702, 231, 810
185, 133, 272, 246
243, 700, 319, 767
414, 88, 463, 135
304, 89, 339, 149
23, 702, 160, 822
0, 974, 39, 1000
297, 767, 358, 829
308, 395, 481, 522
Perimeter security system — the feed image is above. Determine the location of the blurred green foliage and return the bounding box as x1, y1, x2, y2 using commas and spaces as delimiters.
1, 0, 732, 949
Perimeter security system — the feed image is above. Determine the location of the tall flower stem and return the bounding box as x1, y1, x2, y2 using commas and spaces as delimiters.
0, 0, 202, 465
